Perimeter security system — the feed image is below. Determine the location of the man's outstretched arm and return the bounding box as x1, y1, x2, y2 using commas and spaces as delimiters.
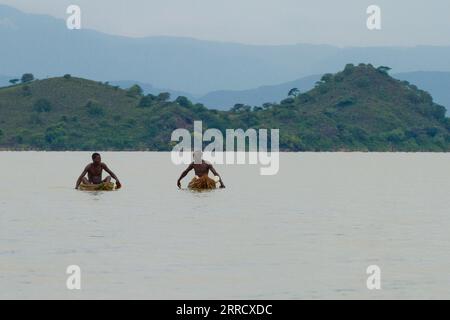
103, 164, 121, 188
209, 165, 225, 188
75, 166, 89, 189
177, 164, 194, 188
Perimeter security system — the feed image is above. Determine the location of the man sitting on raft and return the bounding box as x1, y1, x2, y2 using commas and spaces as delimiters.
75, 153, 122, 190
177, 151, 226, 190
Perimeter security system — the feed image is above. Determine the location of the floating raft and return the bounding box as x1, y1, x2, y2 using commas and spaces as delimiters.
79, 182, 116, 191
188, 176, 217, 190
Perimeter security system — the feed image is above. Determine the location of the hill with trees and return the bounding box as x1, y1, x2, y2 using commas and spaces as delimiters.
395, 71, 450, 115
0, 64, 449, 151
192, 72, 450, 112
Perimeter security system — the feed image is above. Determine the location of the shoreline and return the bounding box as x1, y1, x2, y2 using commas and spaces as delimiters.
1, 149, 450, 154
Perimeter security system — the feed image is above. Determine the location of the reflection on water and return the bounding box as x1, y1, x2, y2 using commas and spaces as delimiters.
1, 152, 450, 299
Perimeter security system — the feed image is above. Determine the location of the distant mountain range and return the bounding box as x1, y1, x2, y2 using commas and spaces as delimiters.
109, 75, 321, 109
1, 4, 450, 95
109, 80, 196, 102
195, 75, 321, 109
113, 71, 450, 112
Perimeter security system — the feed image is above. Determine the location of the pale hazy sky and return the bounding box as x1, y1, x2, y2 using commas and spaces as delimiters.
1, 0, 449, 46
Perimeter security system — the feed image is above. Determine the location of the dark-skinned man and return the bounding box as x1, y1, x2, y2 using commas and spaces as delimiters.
76, 153, 122, 190
177, 151, 225, 190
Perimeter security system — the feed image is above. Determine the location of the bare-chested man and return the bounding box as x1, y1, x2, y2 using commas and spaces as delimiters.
177, 151, 225, 189
75, 153, 122, 189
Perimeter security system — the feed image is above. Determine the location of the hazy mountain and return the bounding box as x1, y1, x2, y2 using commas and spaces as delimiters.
109, 80, 195, 101
2, 4, 450, 95
0, 4, 338, 94
197, 75, 321, 109
112, 76, 321, 110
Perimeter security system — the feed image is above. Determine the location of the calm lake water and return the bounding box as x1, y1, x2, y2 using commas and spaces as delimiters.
1, 152, 450, 299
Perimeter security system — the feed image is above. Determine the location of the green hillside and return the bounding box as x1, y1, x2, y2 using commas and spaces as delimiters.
0, 64, 449, 151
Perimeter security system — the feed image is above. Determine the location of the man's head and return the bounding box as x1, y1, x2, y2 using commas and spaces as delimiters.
92, 153, 101, 164
193, 150, 203, 164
